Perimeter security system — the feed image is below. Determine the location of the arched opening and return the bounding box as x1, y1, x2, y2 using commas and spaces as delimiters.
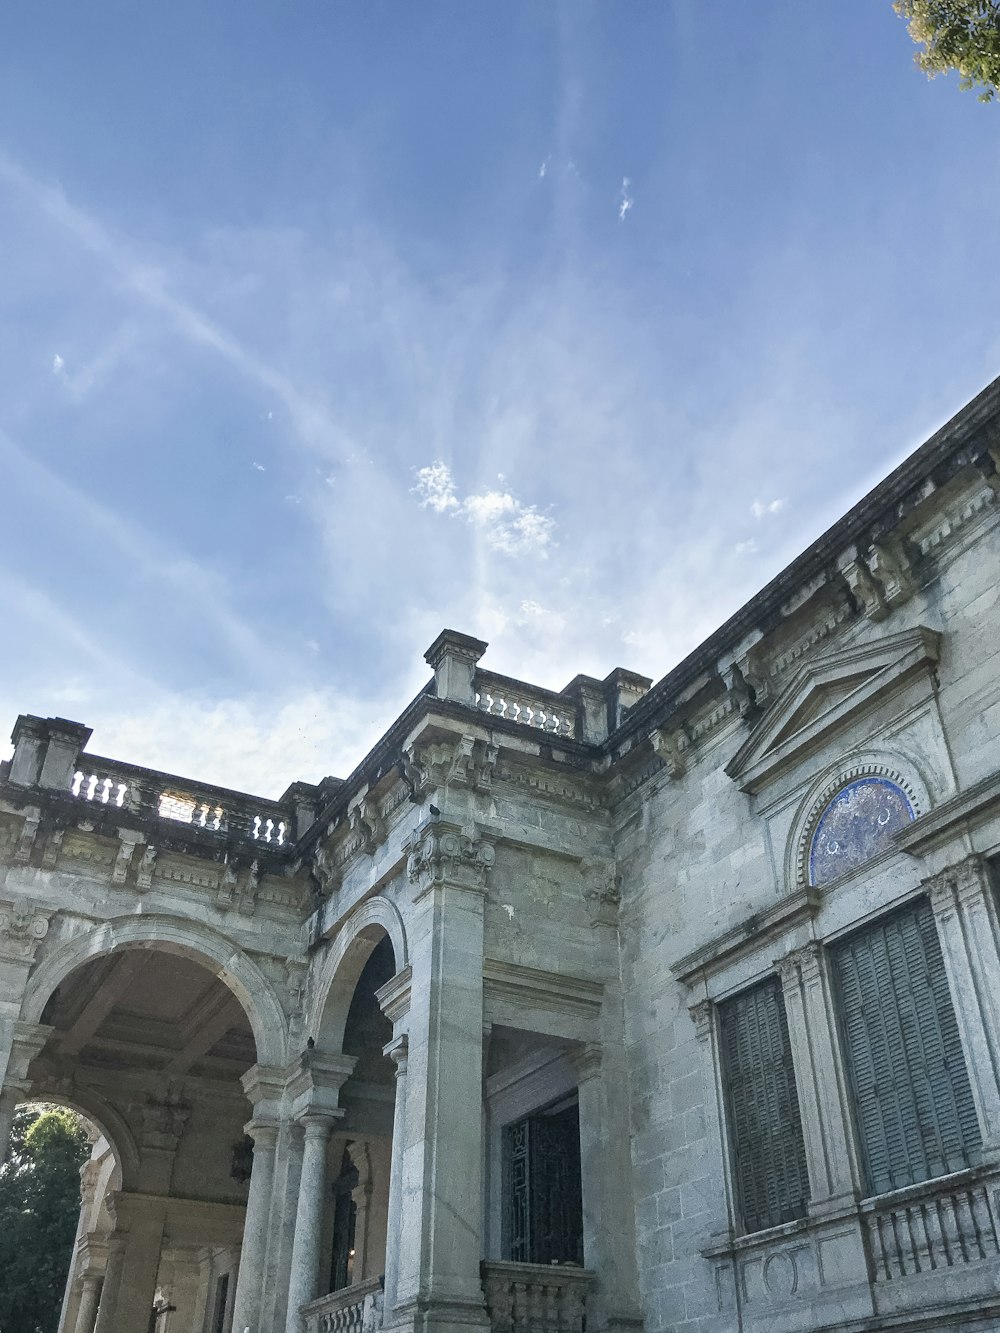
0, 1098, 119, 1333
18, 943, 264, 1333
314, 932, 397, 1307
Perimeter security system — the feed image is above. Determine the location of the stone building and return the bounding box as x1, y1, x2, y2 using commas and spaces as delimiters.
3, 375, 1000, 1333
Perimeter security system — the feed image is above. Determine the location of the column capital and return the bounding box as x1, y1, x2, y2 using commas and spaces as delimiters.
4, 1019, 53, 1084
239, 1062, 288, 1113
923, 855, 990, 913
406, 819, 495, 896
243, 1118, 280, 1151
0, 901, 54, 964
775, 941, 824, 988
298, 1110, 340, 1138
383, 1033, 409, 1076
688, 999, 714, 1044
287, 1048, 356, 1120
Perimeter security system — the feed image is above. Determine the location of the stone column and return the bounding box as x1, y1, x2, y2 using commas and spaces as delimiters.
230, 1119, 279, 1333
284, 1114, 339, 1330
381, 1034, 409, 1314
926, 856, 1000, 1149
572, 1042, 643, 1333
391, 819, 494, 1333
104, 1192, 167, 1333
283, 1051, 356, 1333
777, 942, 860, 1207
73, 1274, 103, 1333
92, 1235, 126, 1333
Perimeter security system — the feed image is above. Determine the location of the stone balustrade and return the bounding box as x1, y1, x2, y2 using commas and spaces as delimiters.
862, 1167, 1000, 1281
69, 755, 292, 847
302, 1276, 384, 1333
475, 671, 580, 739
480, 1260, 592, 1333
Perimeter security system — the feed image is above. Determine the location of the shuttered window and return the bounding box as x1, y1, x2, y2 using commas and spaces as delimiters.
830, 896, 981, 1197
719, 977, 809, 1233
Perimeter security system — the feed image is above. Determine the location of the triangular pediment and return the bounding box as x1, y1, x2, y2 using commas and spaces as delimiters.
725, 625, 941, 793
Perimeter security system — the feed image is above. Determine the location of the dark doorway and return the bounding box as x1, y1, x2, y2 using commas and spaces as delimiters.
329, 1148, 360, 1291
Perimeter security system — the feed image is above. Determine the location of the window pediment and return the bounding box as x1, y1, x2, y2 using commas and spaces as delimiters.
725, 626, 941, 795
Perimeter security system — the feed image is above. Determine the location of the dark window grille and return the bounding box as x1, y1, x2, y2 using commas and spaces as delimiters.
329, 1151, 360, 1291
503, 1102, 583, 1265
831, 895, 981, 1196
719, 977, 810, 1233
212, 1273, 229, 1333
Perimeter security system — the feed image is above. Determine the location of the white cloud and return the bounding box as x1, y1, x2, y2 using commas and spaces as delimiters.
414, 462, 555, 557
734, 538, 758, 555
51, 352, 65, 373
252, 461, 266, 471
413, 460, 460, 513
750, 498, 785, 519
520, 599, 546, 617
618, 177, 634, 221
538, 157, 550, 180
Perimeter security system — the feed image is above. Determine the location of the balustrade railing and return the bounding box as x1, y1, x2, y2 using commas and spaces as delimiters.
69, 757, 292, 847
302, 1276, 384, 1333
480, 1260, 592, 1333
475, 671, 579, 739
862, 1169, 1000, 1281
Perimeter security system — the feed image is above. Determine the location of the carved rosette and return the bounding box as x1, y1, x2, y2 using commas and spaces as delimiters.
0, 898, 53, 963
406, 822, 495, 895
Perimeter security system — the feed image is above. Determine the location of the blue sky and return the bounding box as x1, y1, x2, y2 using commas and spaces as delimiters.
2, 2, 999, 795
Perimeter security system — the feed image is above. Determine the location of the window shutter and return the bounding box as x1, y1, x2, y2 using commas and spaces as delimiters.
719, 977, 809, 1233
831, 896, 981, 1197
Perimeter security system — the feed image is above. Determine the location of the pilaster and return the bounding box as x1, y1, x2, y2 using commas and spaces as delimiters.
389, 817, 494, 1333
776, 942, 860, 1208
571, 1042, 644, 1333
925, 855, 1000, 1149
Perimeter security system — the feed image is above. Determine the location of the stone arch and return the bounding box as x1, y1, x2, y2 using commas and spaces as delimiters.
21, 1083, 139, 1190
20, 914, 289, 1068
787, 748, 932, 890
310, 895, 407, 1051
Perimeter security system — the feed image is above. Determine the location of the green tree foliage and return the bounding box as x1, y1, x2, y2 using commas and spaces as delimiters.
0, 1106, 91, 1333
895, 1, 1000, 100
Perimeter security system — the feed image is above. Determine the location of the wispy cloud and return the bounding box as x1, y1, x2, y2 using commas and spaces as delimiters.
618, 176, 634, 221
414, 462, 555, 557
51, 352, 65, 374
750, 497, 785, 519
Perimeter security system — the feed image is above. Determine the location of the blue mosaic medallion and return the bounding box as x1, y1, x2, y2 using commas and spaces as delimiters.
809, 776, 915, 887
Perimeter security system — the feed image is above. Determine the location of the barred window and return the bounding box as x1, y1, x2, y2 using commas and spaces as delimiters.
719, 977, 809, 1233
831, 896, 981, 1196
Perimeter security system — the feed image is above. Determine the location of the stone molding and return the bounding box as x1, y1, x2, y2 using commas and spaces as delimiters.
672, 887, 820, 987
725, 625, 941, 796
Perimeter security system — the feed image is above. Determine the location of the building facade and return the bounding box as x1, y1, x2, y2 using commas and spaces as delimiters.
3, 377, 1000, 1333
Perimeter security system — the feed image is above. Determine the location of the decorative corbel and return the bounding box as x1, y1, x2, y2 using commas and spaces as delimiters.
40, 826, 66, 870
650, 725, 687, 779
217, 860, 238, 911
14, 809, 41, 865
349, 792, 384, 856
237, 860, 260, 916
135, 844, 158, 893
111, 831, 144, 886
838, 548, 888, 622
310, 844, 341, 901
866, 540, 915, 609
